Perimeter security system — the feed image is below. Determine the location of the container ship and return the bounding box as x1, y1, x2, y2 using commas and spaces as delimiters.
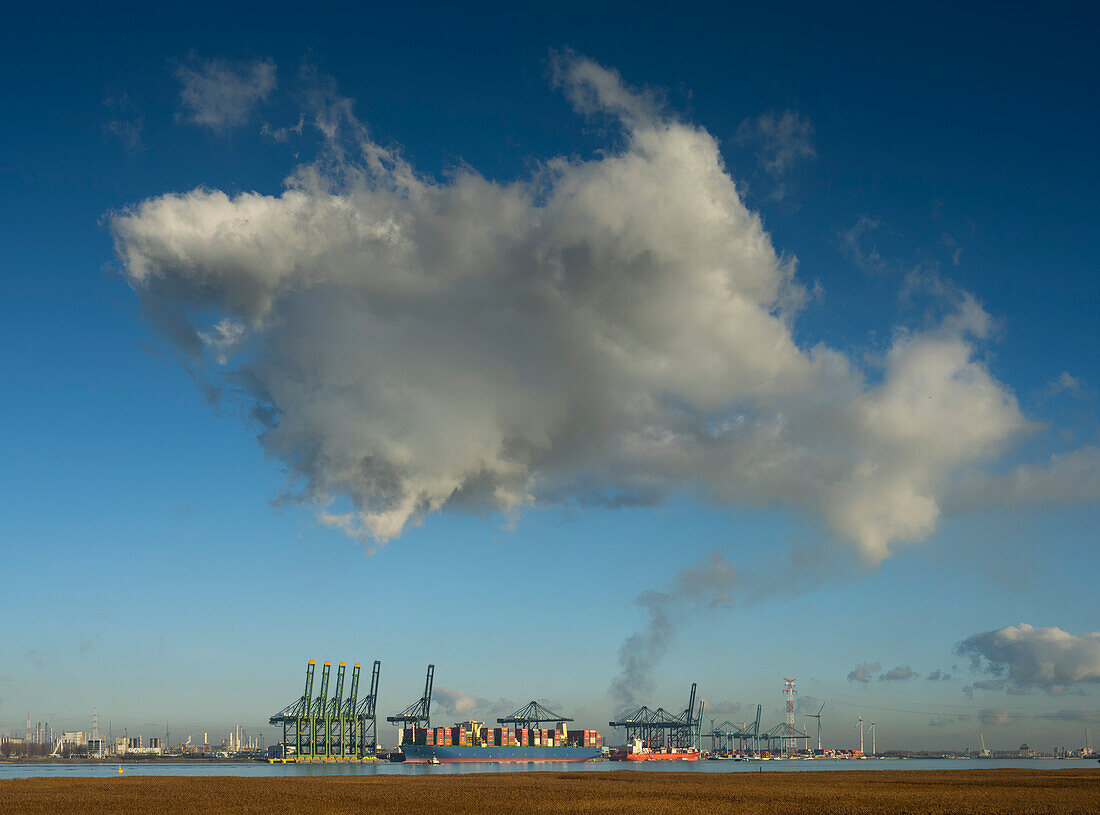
398, 722, 602, 763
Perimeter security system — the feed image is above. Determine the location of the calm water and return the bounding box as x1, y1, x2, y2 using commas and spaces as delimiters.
1, 758, 1096, 779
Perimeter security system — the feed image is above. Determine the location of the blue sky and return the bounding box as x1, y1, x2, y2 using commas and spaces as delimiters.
1, 2, 1098, 752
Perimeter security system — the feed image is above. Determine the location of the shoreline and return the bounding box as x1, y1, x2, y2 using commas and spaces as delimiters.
3, 768, 1097, 814
0, 757, 264, 765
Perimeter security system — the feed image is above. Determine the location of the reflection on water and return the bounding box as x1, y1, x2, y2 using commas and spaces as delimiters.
1, 758, 1095, 779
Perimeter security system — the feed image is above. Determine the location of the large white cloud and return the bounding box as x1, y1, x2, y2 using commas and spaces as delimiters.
957, 623, 1100, 692
112, 56, 1035, 560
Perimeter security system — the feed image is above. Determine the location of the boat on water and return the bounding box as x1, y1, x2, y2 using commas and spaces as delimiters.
609, 738, 702, 762
401, 744, 602, 763
398, 721, 602, 764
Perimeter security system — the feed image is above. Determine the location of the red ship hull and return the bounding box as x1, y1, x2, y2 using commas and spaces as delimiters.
609, 748, 701, 761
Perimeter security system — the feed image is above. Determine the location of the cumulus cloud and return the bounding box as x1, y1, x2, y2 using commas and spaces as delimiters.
432, 687, 514, 719
944, 447, 1100, 513
847, 661, 882, 683
433, 687, 482, 717
735, 110, 815, 200
176, 57, 276, 132
113, 55, 1045, 561
956, 623, 1100, 693
880, 665, 919, 681
926, 669, 951, 681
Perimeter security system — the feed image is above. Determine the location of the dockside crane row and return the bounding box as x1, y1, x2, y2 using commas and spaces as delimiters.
608, 683, 703, 749
704, 704, 763, 756
269, 659, 380, 761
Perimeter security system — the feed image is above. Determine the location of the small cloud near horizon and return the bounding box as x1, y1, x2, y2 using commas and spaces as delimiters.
847, 661, 882, 683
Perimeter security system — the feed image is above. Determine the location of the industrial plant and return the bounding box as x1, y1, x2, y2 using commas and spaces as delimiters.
0, 707, 267, 761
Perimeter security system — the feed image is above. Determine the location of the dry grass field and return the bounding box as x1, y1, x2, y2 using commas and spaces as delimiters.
3, 769, 1097, 814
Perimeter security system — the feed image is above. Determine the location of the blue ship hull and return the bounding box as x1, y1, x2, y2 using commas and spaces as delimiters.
400, 744, 601, 763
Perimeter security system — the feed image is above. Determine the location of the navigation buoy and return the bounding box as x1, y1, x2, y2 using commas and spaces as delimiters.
117, 764, 123, 774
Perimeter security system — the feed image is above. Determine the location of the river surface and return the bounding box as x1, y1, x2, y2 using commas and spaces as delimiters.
1, 758, 1096, 778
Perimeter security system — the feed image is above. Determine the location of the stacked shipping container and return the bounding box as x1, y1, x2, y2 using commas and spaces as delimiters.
567, 730, 602, 748
402, 724, 601, 750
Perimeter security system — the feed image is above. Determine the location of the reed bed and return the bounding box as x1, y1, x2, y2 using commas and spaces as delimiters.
3, 768, 1097, 814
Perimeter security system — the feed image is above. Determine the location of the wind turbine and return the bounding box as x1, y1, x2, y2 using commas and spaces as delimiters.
805, 702, 825, 752
854, 714, 864, 754
868, 721, 876, 756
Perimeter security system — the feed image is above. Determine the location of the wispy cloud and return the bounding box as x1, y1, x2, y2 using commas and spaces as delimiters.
1037, 709, 1100, 723
928, 715, 968, 727
103, 92, 144, 152
978, 708, 1019, 726
612, 548, 843, 708
735, 109, 815, 200
25, 649, 47, 668
941, 232, 963, 266
700, 698, 743, 717
838, 215, 888, 274
611, 551, 740, 708
176, 57, 276, 133
963, 679, 1008, 698
1042, 371, 1083, 399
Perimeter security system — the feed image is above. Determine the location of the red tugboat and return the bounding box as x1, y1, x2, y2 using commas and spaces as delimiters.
609, 738, 702, 761
607, 683, 704, 761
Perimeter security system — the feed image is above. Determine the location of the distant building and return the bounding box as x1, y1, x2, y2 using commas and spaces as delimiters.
1018, 743, 1035, 757
61, 731, 87, 746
